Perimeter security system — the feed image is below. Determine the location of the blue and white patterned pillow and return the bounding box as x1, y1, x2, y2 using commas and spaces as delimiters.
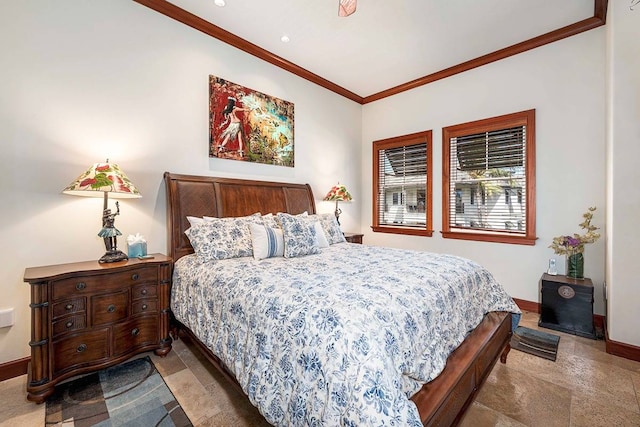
308, 213, 346, 244
277, 213, 321, 258
263, 211, 308, 229
261, 213, 280, 229
250, 223, 284, 260
184, 214, 263, 262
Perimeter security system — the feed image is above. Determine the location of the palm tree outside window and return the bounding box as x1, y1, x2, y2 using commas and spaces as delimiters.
442, 110, 537, 245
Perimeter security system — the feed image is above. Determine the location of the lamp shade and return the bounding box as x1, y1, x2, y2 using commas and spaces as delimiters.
323, 184, 352, 202
62, 162, 141, 199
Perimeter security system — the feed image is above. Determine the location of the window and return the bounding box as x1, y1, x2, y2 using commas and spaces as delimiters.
455, 189, 464, 214
373, 130, 433, 236
392, 192, 404, 205
442, 110, 536, 245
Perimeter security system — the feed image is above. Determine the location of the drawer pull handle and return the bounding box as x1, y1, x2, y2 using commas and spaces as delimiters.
65, 320, 73, 328
141, 304, 148, 310
76, 282, 86, 290
132, 273, 139, 281
65, 303, 74, 310
131, 328, 140, 336
107, 304, 116, 313
141, 289, 148, 295
77, 344, 87, 353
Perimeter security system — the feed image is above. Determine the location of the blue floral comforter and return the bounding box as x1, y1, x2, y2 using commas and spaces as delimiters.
171, 243, 520, 426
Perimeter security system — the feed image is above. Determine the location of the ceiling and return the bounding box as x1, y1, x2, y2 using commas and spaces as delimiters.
139, 0, 602, 102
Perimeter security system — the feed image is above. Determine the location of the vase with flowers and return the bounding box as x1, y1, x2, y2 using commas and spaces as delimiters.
549, 207, 600, 279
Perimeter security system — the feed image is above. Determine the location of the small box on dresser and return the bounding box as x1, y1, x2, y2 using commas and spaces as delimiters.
538, 273, 596, 339
23, 254, 173, 403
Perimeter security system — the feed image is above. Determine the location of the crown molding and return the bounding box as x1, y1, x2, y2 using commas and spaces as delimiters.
133, 0, 608, 105
132, 0, 363, 103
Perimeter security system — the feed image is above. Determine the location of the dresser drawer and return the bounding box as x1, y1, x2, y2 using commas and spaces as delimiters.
113, 316, 159, 356
92, 291, 129, 326
132, 283, 157, 300
132, 299, 157, 315
52, 315, 86, 337
53, 328, 109, 375
52, 298, 86, 319
52, 267, 158, 300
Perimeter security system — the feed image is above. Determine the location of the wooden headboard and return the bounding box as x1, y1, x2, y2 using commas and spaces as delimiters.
164, 172, 316, 262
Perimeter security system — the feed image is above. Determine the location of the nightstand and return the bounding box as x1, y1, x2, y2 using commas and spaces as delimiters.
23, 254, 173, 403
538, 273, 596, 339
344, 232, 364, 244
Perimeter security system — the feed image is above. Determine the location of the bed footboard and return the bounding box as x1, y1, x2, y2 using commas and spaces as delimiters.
411, 311, 512, 426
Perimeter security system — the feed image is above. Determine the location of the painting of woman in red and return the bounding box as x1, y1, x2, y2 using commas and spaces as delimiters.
216, 97, 250, 156
209, 76, 294, 167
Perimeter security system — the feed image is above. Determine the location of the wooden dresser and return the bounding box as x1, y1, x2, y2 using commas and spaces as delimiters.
23, 254, 173, 403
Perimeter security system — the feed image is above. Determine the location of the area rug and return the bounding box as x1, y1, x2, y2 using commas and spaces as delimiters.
45, 356, 192, 426
511, 326, 561, 362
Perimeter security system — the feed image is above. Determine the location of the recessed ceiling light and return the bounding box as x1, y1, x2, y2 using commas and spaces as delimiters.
214, 0, 226, 6
280, 35, 290, 43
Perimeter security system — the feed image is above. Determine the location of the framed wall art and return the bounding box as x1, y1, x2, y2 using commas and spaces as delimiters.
209, 75, 295, 167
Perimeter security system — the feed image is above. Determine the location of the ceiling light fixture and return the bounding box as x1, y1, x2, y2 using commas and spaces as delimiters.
214, 0, 226, 7
280, 35, 290, 43
338, 0, 357, 17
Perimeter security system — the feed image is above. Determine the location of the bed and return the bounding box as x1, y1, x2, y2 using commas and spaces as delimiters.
164, 172, 520, 426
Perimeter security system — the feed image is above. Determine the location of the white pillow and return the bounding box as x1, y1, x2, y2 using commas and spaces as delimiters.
250, 223, 285, 260
313, 221, 330, 248
308, 213, 346, 244
186, 216, 205, 227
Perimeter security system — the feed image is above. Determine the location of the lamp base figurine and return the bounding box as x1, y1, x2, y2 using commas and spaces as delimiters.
99, 250, 128, 264
98, 201, 127, 263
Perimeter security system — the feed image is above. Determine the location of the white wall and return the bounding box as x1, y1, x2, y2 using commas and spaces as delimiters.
0, 0, 362, 363
361, 30, 607, 313
606, 2, 640, 346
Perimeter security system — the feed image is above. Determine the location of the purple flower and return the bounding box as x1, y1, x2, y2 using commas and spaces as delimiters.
566, 237, 581, 247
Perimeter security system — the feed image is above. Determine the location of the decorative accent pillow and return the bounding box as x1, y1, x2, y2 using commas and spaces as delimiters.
184, 214, 263, 262
308, 213, 346, 244
276, 213, 321, 258
250, 223, 285, 260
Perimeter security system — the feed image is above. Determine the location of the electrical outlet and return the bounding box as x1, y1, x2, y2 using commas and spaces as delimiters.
0, 308, 15, 328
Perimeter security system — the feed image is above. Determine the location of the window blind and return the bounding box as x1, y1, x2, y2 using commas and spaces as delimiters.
449, 126, 527, 234
377, 143, 427, 227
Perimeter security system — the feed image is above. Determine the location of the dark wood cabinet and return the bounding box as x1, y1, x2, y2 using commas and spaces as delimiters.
23, 254, 173, 403
344, 232, 364, 244
538, 273, 596, 339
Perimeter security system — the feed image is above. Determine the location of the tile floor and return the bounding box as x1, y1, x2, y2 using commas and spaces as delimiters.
1, 311, 639, 426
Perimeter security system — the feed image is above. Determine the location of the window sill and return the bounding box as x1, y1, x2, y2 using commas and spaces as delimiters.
441, 231, 537, 245
371, 226, 433, 237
